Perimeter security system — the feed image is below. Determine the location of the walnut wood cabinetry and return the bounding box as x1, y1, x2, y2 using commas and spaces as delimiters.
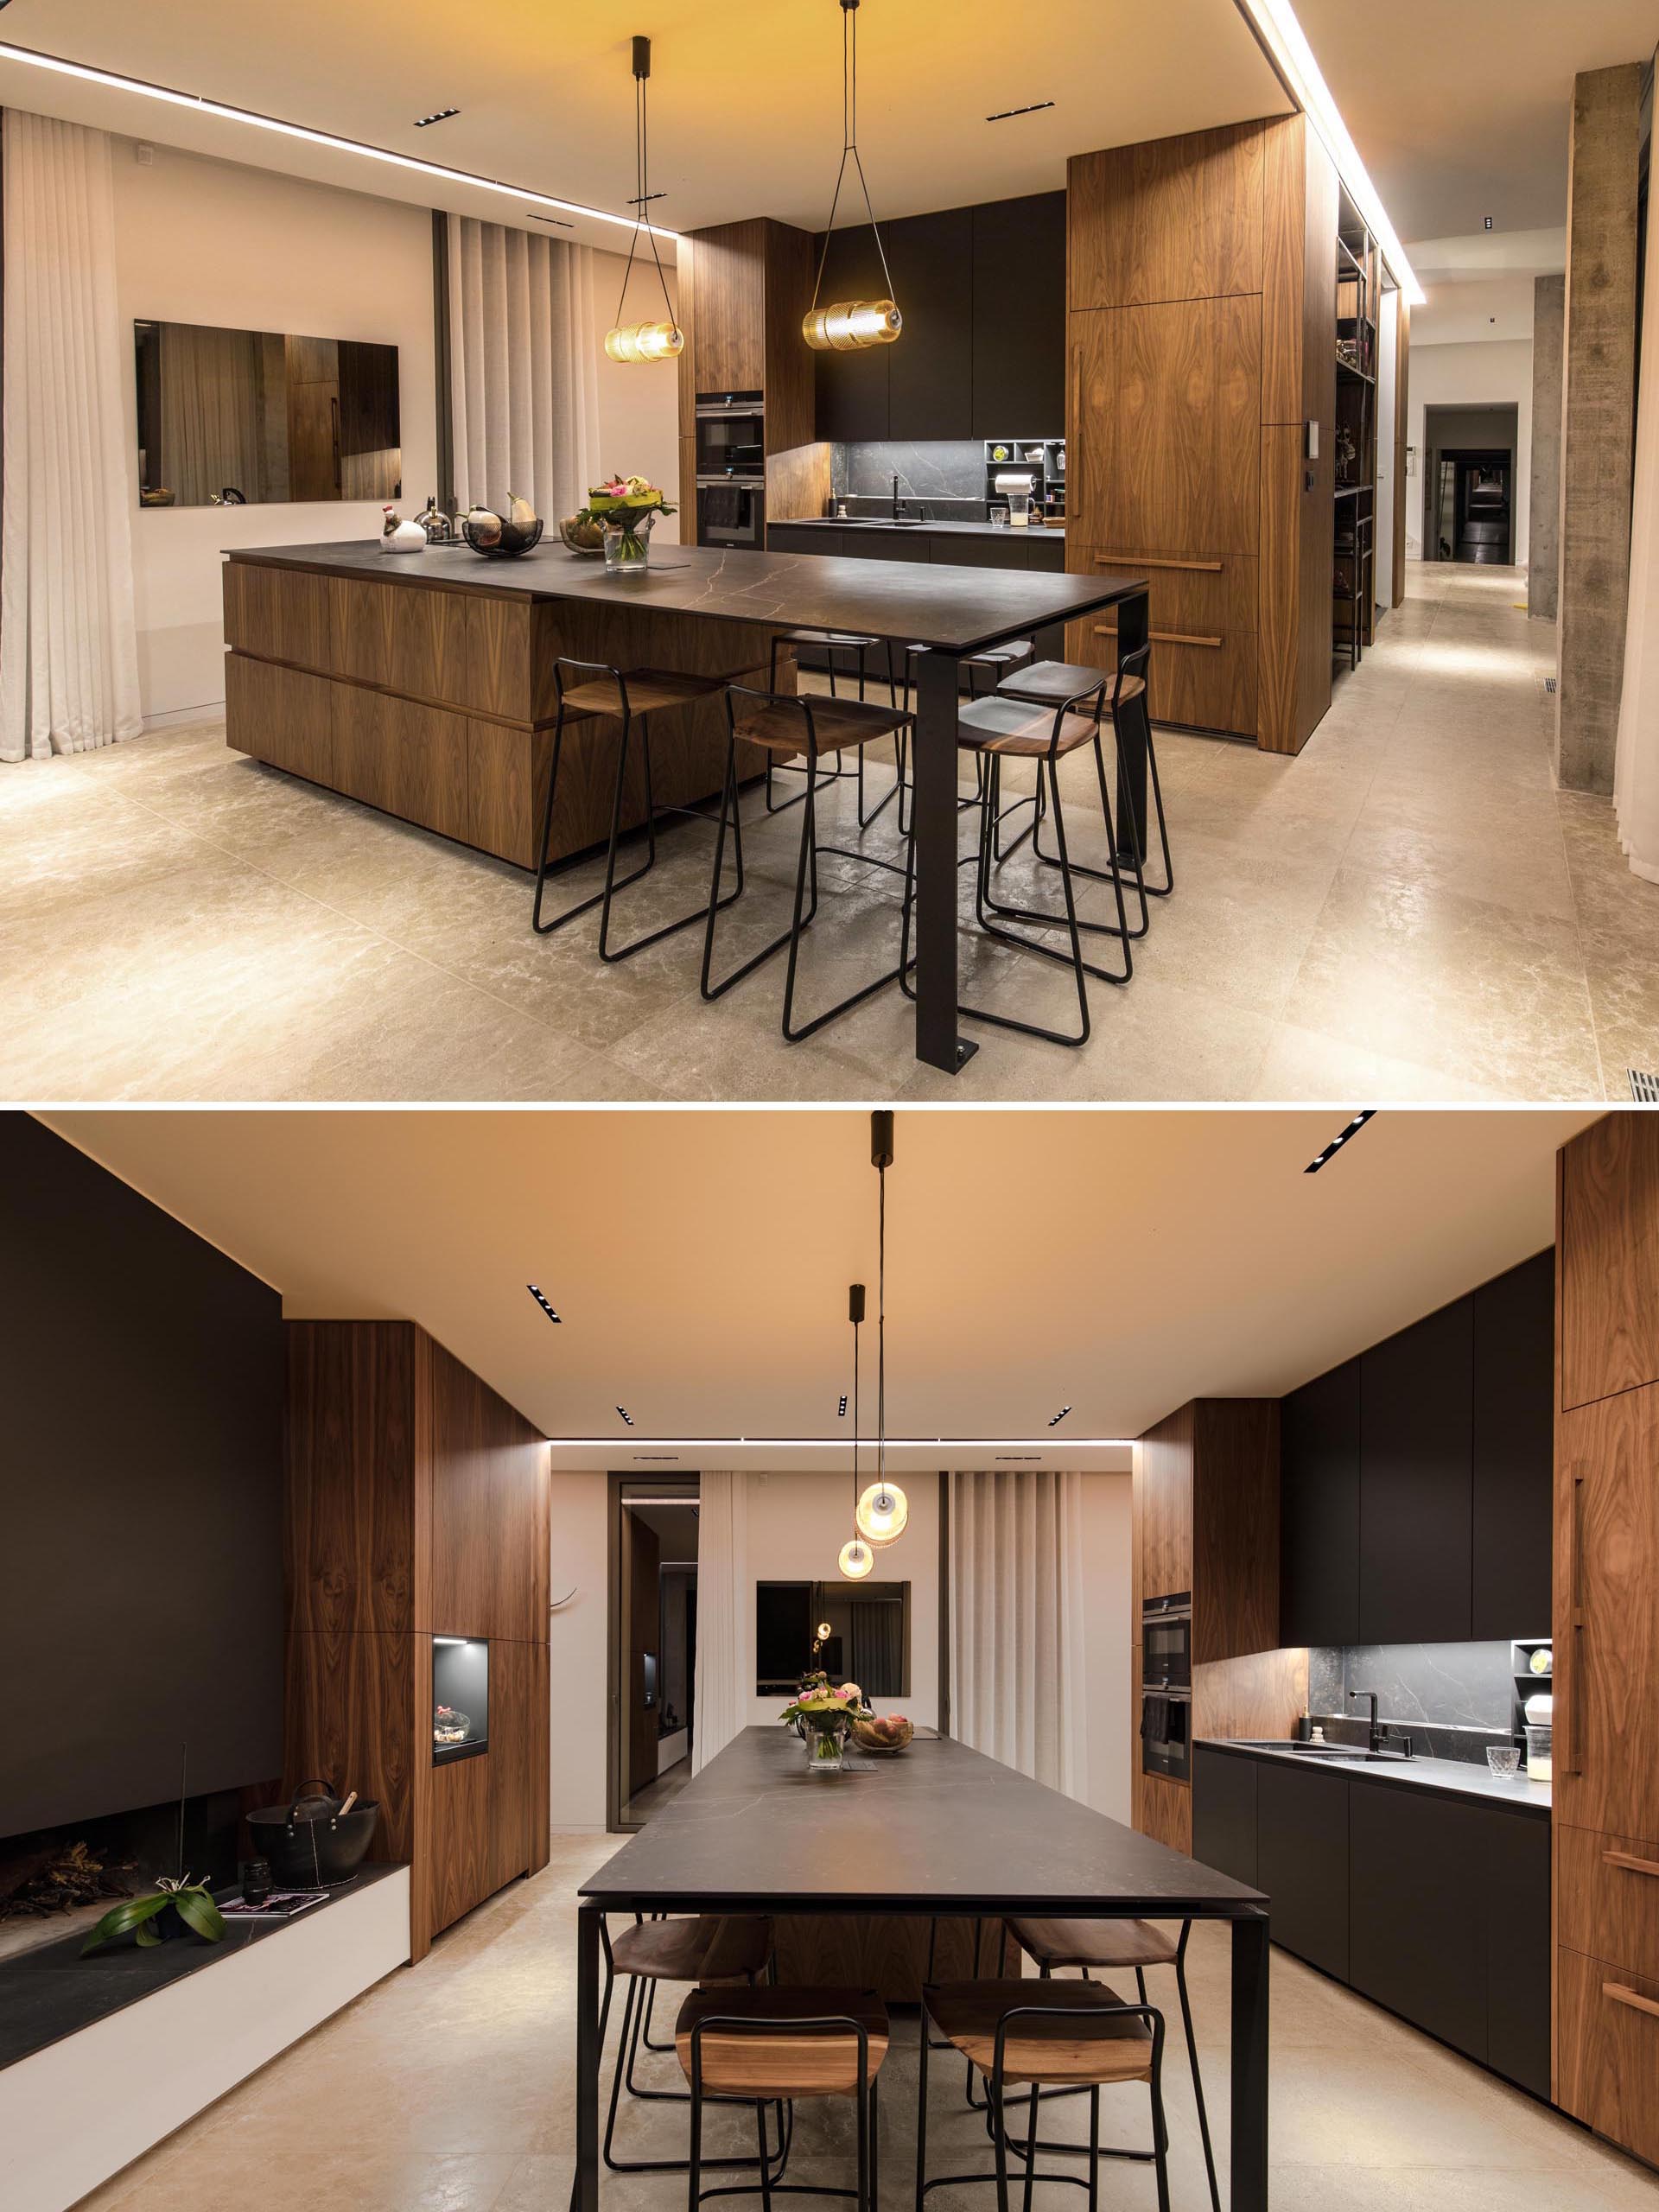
1554, 1115, 1659, 2160
1132, 1399, 1300, 1854
1066, 113, 1338, 753
284, 1321, 550, 1962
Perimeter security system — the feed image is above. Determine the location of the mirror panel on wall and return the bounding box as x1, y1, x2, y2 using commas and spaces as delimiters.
755, 1580, 910, 1698
134, 320, 402, 508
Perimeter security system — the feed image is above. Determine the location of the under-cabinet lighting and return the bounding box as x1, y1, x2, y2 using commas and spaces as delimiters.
1305, 1109, 1377, 1173
1230, 1, 1424, 304
527, 1284, 562, 1323
0, 41, 677, 241
434, 1636, 471, 1646
545, 1434, 1136, 1450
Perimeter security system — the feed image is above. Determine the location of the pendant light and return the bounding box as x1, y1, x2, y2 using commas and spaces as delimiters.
839, 1281, 874, 1579
604, 36, 683, 365
802, 0, 902, 353
855, 1110, 908, 1548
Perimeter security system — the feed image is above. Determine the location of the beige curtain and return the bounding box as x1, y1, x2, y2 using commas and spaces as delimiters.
950, 1469, 1089, 1798
1615, 131, 1659, 882
690, 1471, 747, 1776
1, 111, 142, 760
448, 217, 601, 523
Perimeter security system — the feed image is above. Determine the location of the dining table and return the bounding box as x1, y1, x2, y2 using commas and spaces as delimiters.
575, 1725, 1269, 2209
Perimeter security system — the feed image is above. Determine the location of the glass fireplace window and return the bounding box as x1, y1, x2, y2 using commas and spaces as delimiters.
433, 1637, 489, 1764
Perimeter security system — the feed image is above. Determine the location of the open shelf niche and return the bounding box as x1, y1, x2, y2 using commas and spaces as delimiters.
1333, 183, 1379, 673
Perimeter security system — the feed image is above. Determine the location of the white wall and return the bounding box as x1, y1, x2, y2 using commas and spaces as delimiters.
1405, 337, 1534, 563
592, 249, 682, 543
1079, 1475, 1134, 1823
113, 137, 439, 721
549, 1471, 612, 1832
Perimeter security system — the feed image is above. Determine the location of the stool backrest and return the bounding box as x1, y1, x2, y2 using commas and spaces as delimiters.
689, 2010, 872, 2100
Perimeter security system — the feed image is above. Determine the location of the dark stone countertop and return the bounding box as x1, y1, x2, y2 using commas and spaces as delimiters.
227, 540, 1138, 657
0, 1865, 404, 2072
773, 517, 1068, 541
1197, 1738, 1551, 1818
582, 1726, 1265, 1916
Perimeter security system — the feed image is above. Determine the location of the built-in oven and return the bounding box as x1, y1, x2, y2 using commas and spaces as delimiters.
1140, 1690, 1191, 1783
696, 477, 766, 549
1141, 1592, 1192, 1691
695, 391, 766, 479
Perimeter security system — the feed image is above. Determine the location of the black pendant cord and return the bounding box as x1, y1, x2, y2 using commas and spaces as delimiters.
876, 1160, 886, 1490
806, 0, 897, 318
851, 1307, 861, 1527
613, 54, 677, 331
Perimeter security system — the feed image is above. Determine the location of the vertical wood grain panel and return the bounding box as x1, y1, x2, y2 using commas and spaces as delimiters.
284, 1322, 417, 1635
1067, 124, 1265, 310
690, 219, 768, 391
1193, 1399, 1281, 1662
677, 234, 696, 443
1133, 1770, 1192, 1856
1560, 1112, 1659, 1408
761, 221, 817, 456
223, 561, 334, 668
225, 653, 336, 783
1261, 115, 1306, 428
428, 1334, 548, 1641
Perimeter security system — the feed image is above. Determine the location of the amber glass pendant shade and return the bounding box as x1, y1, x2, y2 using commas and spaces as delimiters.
604, 318, 684, 364
838, 1536, 874, 1580
802, 299, 902, 353
855, 1480, 908, 1547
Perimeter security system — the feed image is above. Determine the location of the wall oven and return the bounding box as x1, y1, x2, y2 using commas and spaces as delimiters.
695, 391, 766, 479
1141, 1691, 1191, 1783
1141, 1592, 1192, 1690
696, 477, 766, 549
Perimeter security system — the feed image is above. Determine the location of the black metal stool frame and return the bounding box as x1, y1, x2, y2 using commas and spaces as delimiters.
894, 645, 1033, 842
531, 658, 744, 961
764, 634, 903, 830
915, 1990, 1170, 2212
689, 2011, 878, 2212
702, 685, 912, 1043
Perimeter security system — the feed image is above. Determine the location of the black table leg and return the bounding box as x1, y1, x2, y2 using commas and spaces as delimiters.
1113, 586, 1151, 866
576, 1901, 602, 2212
912, 649, 976, 1072
1230, 1911, 1269, 2212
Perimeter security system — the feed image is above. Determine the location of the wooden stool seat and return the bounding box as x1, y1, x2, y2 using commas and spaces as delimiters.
1007, 1917, 1180, 1972
926, 1978, 1154, 2088
676, 1985, 890, 2098
613, 1914, 772, 1985
996, 659, 1146, 711
734, 695, 912, 760
955, 694, 1101, 759
557, 668, 728, 718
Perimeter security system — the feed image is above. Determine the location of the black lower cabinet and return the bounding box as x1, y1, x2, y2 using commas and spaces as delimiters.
1480, 1805, 1552, 2099
1256, 1762, 1349, 1981
1192, 1746, 1257, 1887
1349, 1781, 1489, 2066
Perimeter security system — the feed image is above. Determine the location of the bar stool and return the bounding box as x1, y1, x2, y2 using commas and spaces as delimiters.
601, 1912, 785, 2181
678, 1986, 889, 2212
531, 658, 740, 958
917, 1978, 1170, 2212
766, 631, 901, 828
899, 671, 1135, 1050
894, 640, 1037, 838
702, 684, 913, 1042
999, 643, 1173, 906
1006, 1917, 1219, 2212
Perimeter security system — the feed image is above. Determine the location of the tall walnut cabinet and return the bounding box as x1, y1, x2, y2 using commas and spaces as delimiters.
1065, 114, 1338, 753
1554, 1116, 1659, 2164
284, 1321, 550, 1962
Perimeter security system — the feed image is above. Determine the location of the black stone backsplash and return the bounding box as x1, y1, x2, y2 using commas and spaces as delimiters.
1306, 1642, 1522, 1764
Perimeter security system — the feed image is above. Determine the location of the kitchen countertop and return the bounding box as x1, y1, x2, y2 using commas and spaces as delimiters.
1197, 1738, 1551, 1819
774, 516, 1067, 540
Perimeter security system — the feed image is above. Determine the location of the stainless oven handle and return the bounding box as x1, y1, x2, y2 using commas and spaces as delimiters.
696, 476, 766, 490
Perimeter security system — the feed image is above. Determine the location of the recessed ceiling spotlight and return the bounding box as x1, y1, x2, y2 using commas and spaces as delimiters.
414, 106, 461, 127
1305, 1110, 1377, 1174
1047, 1406, 1071, 1428
616, 1406, 635, 1427
1484, 214, 1494, 231
526, 1283, 562, 1323
987, 100, 1055, 122
838, 1395, 849, 1418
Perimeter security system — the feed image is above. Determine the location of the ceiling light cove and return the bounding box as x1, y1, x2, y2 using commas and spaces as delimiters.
1305, 1109, 1377, 1174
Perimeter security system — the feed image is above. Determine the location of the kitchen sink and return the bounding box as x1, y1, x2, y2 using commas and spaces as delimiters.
1232, 1738, 1410, 1763
837, 515, 929, 526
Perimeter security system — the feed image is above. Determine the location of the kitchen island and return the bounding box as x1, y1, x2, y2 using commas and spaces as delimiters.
223, 539, 1149, 1074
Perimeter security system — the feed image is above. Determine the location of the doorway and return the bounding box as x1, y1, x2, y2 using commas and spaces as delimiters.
1421, 404, 1518, 563
608, 1478, 699, 1830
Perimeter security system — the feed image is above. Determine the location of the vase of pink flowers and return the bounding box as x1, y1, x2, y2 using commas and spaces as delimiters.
780, 1679, 865, 1774
584, 474, 675, 573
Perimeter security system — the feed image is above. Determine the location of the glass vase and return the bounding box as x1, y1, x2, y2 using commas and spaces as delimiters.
803, 1717, 849, 1774
602, 512, 656, 574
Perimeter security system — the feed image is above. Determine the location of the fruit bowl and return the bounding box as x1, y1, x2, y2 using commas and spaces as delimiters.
461, 505, 543, 559
849, 1716, 914, 1756
560, 514, 606, 557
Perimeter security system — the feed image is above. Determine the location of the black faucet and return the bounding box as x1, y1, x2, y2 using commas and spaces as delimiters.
1348, 1688, 1383, 1752
890, 471, 904, 522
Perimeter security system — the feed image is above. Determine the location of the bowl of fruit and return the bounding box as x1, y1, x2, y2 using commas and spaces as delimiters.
849, 1714, 914, 1756
461, 495, 543, 558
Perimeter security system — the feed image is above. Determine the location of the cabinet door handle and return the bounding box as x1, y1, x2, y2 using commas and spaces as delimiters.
1605, 1850, 1659, 1879
1605, 1983, 1659, 2023
1093, 554, 1224, 573
1560, 1469, 1585, 1776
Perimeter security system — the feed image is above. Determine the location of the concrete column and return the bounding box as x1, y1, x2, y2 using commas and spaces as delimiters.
1528, 275, 1564, 621
1556, 65, 1640, 793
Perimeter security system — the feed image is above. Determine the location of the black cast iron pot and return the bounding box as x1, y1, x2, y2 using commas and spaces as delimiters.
246, 1778, 378, 1888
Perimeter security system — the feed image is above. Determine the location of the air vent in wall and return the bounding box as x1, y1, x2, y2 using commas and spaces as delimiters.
1630, 1070, 1659, 1103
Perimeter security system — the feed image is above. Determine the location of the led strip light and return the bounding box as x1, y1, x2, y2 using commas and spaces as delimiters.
0, 40, 678, 242
545, 1436, 1136, 1451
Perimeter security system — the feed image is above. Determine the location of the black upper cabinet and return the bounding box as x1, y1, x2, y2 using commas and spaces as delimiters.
812, 224, 892, 443
1471, 1249, 1554, 1637
970, 193, 1065, 435
1281, 1357, 1362, 1647
1359, 1298, 1474, 1643
887, 207, 974, 441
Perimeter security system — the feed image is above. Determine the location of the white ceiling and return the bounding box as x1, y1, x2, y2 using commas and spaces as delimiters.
39, 1109, 1595, 1473
1299, 0, 1656, 243
0, 0, 1287, 248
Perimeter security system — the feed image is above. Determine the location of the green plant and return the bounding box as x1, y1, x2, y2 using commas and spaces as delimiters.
81, 1873, 226, 1954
